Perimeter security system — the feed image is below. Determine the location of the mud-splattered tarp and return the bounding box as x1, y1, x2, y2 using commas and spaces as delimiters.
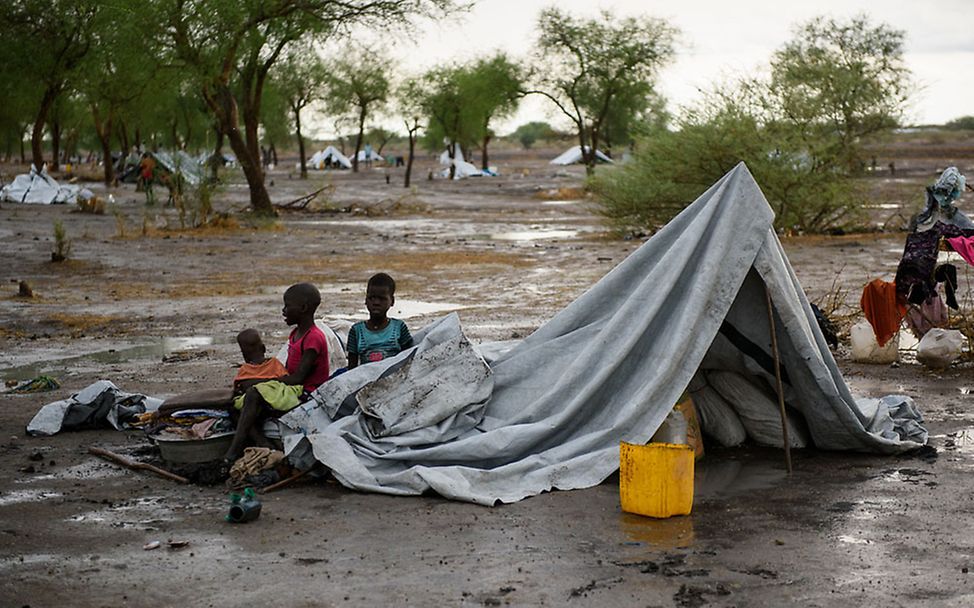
280, 163, 927, 505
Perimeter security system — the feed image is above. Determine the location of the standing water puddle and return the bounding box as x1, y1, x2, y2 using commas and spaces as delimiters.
693, 458, 788, 499
0, 490, 63, 507
488, 229, 578, 241
943, 428, 974, 452
0, 336, 214, 381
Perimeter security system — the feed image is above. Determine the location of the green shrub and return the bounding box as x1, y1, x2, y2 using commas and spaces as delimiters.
51, 220, 71, 262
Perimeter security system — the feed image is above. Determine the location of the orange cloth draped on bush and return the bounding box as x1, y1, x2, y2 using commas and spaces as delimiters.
860, 279, 907, 347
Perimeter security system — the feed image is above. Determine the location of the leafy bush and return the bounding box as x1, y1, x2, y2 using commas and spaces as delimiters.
589, 99, 863, 234
945, 116, 974, 130
592, 15, 909, 234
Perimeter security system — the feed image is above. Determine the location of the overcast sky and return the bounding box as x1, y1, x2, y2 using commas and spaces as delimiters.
343, 0, 972, 135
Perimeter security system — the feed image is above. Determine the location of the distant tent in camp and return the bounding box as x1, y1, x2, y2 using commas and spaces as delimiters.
1, 165, 79, 204
439, 148, 487, 179
154, 150, 204, 186
309, 146, 352, 170
550, 146, 613, 166
118, 150, 204, 186
354, 149, 383, 162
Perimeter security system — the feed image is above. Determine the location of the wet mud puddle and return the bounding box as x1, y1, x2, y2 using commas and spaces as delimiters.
693, 458, 789, 500
0, 336, 214, 382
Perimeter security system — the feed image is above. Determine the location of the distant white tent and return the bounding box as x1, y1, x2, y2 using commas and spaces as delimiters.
550, 146, 613, 166
308, 146, 352, 170
439, 148, 487, 179
354, 150, 383, 162
1, 165, 79, 204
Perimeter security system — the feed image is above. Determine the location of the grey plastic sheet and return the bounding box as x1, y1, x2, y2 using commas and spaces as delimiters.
254, 164, 926, 504
27, 380, 163, 436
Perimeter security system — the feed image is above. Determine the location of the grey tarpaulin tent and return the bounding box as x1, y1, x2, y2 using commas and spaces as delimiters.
279, 162, 926, 505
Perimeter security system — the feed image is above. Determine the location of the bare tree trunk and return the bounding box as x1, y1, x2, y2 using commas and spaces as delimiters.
98, 128, 114, 185
294, 105, 307, 179
405, 122, 418, 188
481, 132, 491, 171
19, 123, 29, 164
447, 140, 456, 180
208, 124, 224, 182
206, 85, 272, 214
352, 105, 366, 173
375, 131, 392, 155
170, 118, 181, 150
117, 120, 130, 157
65, 130, 80, 164
50, 118, 62, 172
31, 86, 59, 170
92, 105, 115, 185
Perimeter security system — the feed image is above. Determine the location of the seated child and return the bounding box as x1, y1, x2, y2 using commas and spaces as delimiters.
225, 283, 330, 463
232, 328, 288, 409
346, 273, 414, 369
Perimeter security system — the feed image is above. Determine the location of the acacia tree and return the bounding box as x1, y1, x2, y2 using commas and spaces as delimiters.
150, 0, 454, 215
328, 50, 392, 172
592, 15, 914, 234
418, 66, 469, 179
398, 78, 425, 188
766, 14, 910, 173
529, 8, 677, 174
417, 57, 521, 178
0, 0, 98, 171
272, 46, 328, 178
463, 53, 523, 171
79, 11, 158, 184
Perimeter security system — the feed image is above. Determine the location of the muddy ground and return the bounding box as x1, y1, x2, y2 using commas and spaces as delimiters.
2, 152, 974, 607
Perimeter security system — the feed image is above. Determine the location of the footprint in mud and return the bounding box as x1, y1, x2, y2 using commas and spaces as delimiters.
673, 583, 731, 608
736, 567, 778, 579
613, 553, 710, 577
883, 468, 934, 484
567, 577, 623, 599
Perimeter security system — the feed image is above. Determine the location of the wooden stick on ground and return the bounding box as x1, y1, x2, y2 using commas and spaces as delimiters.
88, 446, 189, 484
764, 285, 793, 474
275, 185, 331, 209
260, 468, 311, 494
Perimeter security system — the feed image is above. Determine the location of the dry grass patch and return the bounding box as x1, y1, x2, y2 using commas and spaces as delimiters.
533, 186, 588, 201
44, 312, 123, 335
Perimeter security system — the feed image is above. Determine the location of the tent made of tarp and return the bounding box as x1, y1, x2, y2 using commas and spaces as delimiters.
1, 165, 79, 204
438, 148, 485, 179
278, 162, 926, 505
354, 150, 384, 162
309, 146, 352, 170
118, 150, 204, 186
154, 150, 203, 186
550, 145, 613, 165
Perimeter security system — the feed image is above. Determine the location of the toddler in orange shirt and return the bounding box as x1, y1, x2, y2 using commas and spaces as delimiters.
232, 328, 288, 409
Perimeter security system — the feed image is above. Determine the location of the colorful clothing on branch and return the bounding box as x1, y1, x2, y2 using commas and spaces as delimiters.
906, 293, 948, 340
860, 279, 907, 347
895, 221, 974, 305
947, 236, 974, 267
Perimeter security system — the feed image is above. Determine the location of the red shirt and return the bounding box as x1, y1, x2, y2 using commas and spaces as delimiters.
287, 325, 330, 392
